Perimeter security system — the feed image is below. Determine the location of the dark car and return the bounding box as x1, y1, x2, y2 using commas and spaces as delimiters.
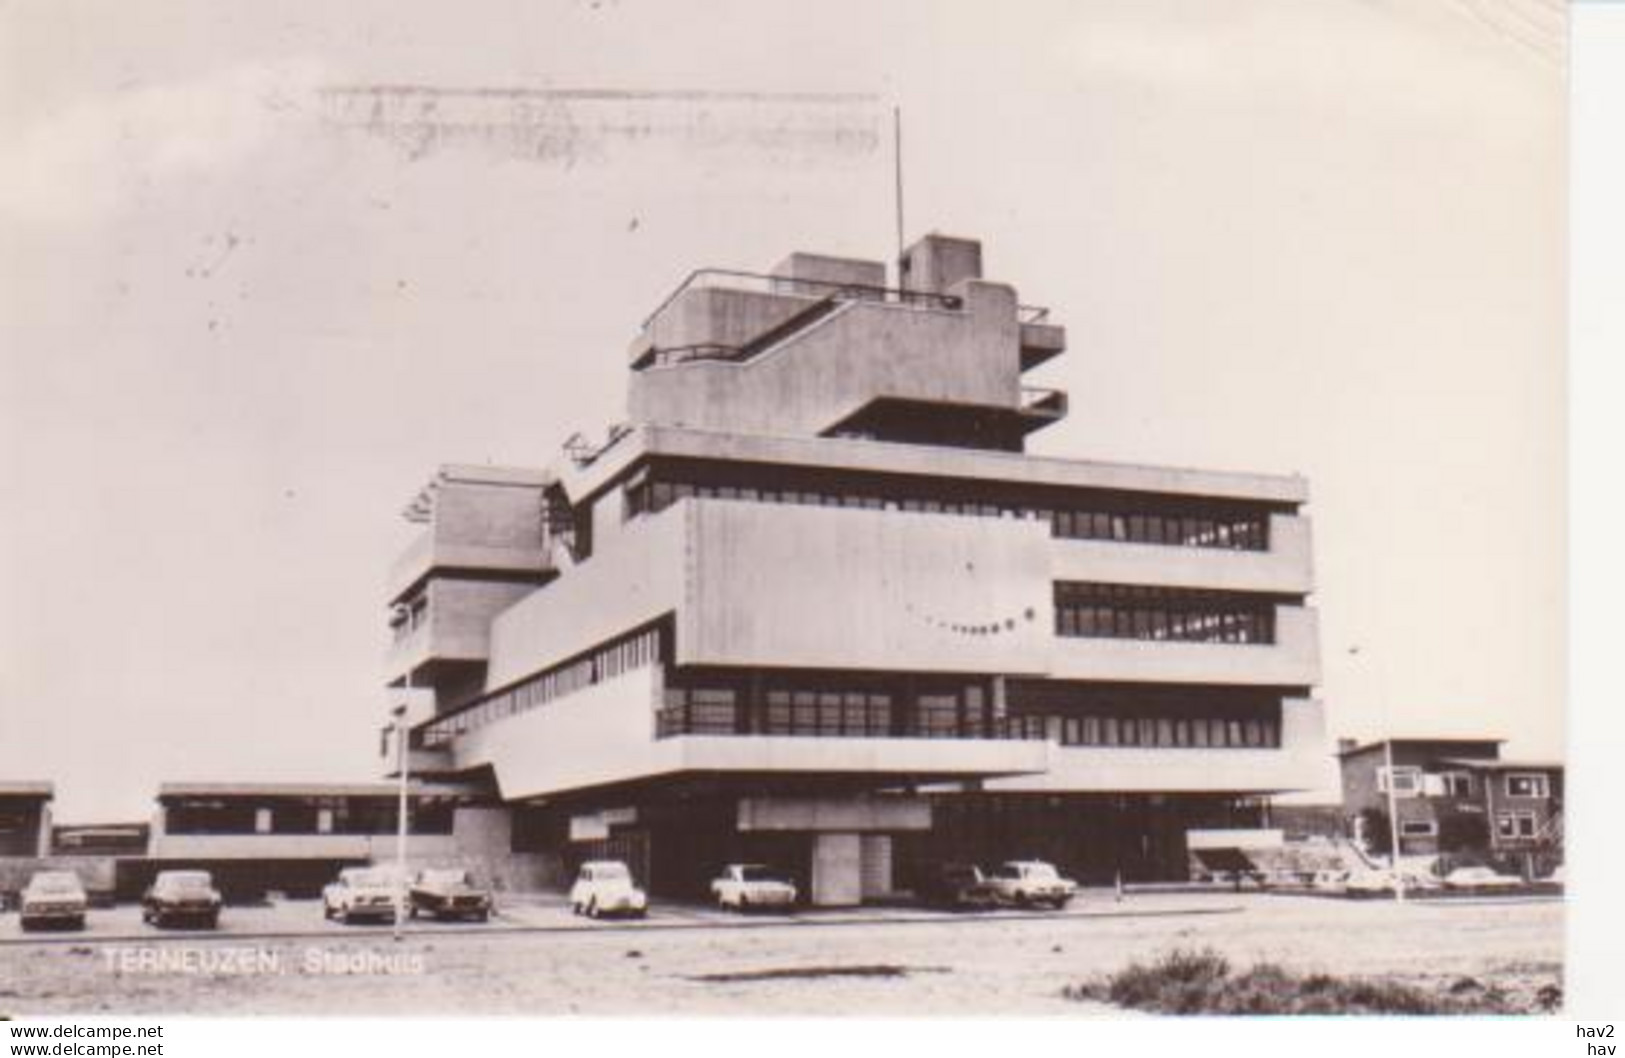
408, 868, 493, 922
142, 870, 222, 929
918, 862, 1000, 910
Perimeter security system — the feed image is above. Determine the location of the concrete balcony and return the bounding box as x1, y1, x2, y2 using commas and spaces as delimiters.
387, 579, 540, 682
388, 530, 551, 605
452, 667, 1051, 801
1019, 319, 1066, 370
1048, 605, 1321, 687
1049, 513, 1314, 596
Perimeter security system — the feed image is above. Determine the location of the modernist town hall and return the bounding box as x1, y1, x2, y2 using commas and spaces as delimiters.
384, 234, 1325, 905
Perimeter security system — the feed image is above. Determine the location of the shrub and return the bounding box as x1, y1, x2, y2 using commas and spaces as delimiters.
1066, 949, 1541, 1015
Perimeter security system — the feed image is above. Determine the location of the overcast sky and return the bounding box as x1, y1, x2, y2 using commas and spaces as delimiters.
0, 0, 1564, 821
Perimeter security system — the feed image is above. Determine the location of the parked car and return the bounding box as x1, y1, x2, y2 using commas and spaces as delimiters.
1442, 865, 1524, 892
141, 870, 222, 929
569, 860, 647, 919
18, 870, 88, 931
985, 860, 1077, 909
409, 867, 493, 922
1343, 866, 1442, 896
711, 864, 797, 911
323, 867, 403, 925
917, 862, 1000, 911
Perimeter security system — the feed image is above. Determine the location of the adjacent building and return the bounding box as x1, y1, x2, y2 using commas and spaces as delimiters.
1336, 737, 1564, 861
145, 782, 526, 898
385, 234, 1327, 904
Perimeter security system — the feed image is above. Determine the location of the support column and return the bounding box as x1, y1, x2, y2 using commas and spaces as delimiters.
810, 833, 863, 906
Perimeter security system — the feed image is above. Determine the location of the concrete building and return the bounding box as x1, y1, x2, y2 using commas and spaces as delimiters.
385, 234, 1326, 904
1336, 738, 1564, 861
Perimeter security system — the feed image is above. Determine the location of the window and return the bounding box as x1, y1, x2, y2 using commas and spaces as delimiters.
1438, 772, 1473, 798
1053, 582, 1279, 645
1399, 820, 1438, 837
1378, 766, 1423, 798
1505, 773, 1550, 799
1496, 812, 1538, 839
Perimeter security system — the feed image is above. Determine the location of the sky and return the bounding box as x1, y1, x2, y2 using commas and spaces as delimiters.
0, 0, 1565, 822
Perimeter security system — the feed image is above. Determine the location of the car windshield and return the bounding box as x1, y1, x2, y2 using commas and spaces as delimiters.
31, 873, 83, 893
738, 866, 782, 882
1023, 863, 1058, 879
420, 869, 470, 885
348, 870, 397, 887
159, 872, 213, 890
590, 863, 629, 881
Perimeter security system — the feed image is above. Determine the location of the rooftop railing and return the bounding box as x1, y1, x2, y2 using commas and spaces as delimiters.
640, 268, 964, 331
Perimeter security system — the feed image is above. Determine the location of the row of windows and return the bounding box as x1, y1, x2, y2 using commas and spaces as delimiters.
1040, 712, 1282, 749
624, 475, 1274, 553
658, 679, 1283, 750
164, 799, 455, 836
1377, 768, 1552, 800
1053, 582, 1279, 645
658, 680, 1020, 740
418, 625, 664, 747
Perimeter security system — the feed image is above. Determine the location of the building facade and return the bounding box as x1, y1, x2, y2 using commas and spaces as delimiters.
1336, 738, 1564, 862
386, 234, 1327, 904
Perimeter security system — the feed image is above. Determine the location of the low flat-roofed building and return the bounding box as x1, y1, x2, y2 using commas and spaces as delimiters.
145, 781, 530, 899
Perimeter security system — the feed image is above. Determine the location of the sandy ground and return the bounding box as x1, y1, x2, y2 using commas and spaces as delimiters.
0, 891, 1563, 1017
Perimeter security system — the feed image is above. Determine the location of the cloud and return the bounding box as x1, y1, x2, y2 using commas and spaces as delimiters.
0, 58, 326, 227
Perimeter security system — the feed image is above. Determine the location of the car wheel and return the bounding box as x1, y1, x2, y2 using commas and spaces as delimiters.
739, 895, 750, 913
476, 909, 489, 923
587, 900, 599, 919
204, 913, 219, 930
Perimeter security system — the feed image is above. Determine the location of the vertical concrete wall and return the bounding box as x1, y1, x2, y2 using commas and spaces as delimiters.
628, 281, 1022, 438
859, 834, 893, 899
683, 500, 1052, 675
811, 833, 862, 906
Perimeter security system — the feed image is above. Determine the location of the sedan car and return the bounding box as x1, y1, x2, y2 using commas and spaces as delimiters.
19, 870, 88, 931
142, 870, 222, 929
917, 862, 1000, 911
711, 864, 797, 911
409, 867, 493, 922
984, 860, 1077, 909
1442, 865, 1524, 892
569, 860, 647, 919
323, 867, 404, 925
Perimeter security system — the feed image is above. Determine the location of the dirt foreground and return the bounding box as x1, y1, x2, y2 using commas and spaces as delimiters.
0, 892, 1563, 1017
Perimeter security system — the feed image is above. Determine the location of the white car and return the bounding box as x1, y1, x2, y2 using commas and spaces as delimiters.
19, 871, 88, 931
1442, 866, 1523, 891
711, 864, 797, 911
323, 867, 404, 924
984, 860, 1077, 909
569, 860, 647, 919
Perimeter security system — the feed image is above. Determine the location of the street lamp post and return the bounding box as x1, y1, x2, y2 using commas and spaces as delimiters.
392, 702, 410, 942
1383, 738, 1406, 904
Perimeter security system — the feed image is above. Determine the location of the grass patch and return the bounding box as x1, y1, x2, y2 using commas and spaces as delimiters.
692, 964, 944, 984
1064, 949, 1552, 1015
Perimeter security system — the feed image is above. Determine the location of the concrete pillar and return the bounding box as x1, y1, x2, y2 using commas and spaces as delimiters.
810, 833, 863, 906
860, 834, 893, 900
